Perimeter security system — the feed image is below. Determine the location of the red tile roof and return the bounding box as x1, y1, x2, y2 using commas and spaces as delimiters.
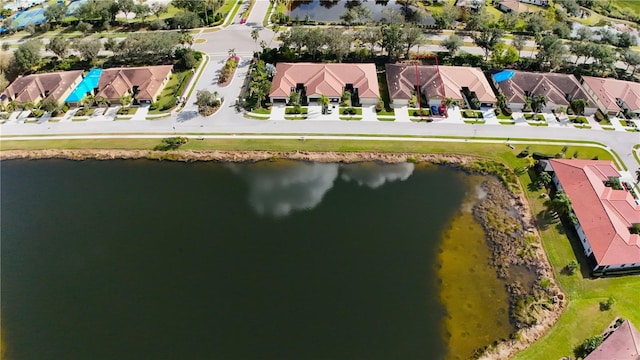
96, 65, 173, 102
585, 320, 640, 359
497, 71, 596, 107
386, 64, 496, 103
581, 76, 640, 113
269, 63, 379, 99
3, 70, 83, 104
550, 159, 640, 267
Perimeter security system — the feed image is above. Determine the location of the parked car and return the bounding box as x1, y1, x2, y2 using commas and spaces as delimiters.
431, 106, 439, 116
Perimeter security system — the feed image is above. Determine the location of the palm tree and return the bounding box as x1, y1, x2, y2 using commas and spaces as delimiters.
635, 169, 640, 184
551, 191, 573, 217
571, 98, 588, 116
496, 93, 507, 112
251, 29, 260, 50
531, 95, 546, 114
319, 94, 329, 109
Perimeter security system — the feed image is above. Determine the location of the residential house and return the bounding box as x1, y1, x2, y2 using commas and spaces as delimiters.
585, 320, 640, 359
1, 70, 83, 107
386, 64, 496, 108
494, 71, 597, 114
545, 159, 640, 274
580, 76, 640, 117
519, 0, 548, 6
497, 0, 529, 13
95, 65, 173, 105
268, 63, 380, 105
455, 0, 484, 9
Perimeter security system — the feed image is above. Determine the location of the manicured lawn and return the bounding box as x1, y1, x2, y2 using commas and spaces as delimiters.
252, 108, 271, 115
497, 113, 513, 120
117, 107, 138, 115
341, 107, 362, 115
285, 107, 308, 114
376, 110, 395, 116
615, 0, 640, 15
149, 69, 193, 114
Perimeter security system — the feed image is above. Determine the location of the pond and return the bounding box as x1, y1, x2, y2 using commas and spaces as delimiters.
1, 159, 512, 359
289, 0, 435, 25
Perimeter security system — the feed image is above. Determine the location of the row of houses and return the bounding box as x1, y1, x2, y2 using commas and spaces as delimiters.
1, 65, 173, 108
268, 62, 640, 117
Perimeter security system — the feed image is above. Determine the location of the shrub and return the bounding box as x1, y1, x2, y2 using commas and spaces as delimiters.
600, 296, 616, 311
154, 136, 188, 151
564, 260, 578, 275
574, 335, 604, 359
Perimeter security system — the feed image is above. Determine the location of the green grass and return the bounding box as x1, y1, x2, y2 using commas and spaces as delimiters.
500, 120, 516, 125
463, 119, 486, 124
341, 108, 362, 115
263, 0, 274, 26
339, 116, 362, 121
376, 110, 395, 116
377, 118, 395, 122
615, 0, 640, 14
528, 122, 549, 126
285, 107, 308, 115
149, 69, 193, 114
497, 113, 514, 120
252, 108, 271, 115
244, 114, 269, 120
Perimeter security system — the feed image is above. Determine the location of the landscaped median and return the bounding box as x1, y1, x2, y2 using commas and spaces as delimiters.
284, 106, 307, 120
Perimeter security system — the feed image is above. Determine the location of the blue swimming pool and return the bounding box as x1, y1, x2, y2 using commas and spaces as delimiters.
66, 68, 102, 103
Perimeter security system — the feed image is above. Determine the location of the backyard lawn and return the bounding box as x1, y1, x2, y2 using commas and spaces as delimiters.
149, 69, 193, 114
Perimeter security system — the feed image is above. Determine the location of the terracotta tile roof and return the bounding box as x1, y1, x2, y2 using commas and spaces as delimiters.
96, 65, 173, 101
3, 70, 83, 103
498, 0, 528, 12
269, 63, 380, 99
581, 76, 640, 113
385, 64, 496, 103
585, 320, 640, 359
497, 71, 596, 107
549, 159, 640, 267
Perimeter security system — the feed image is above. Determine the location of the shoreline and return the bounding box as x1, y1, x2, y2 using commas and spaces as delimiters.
0, 149, 566, 359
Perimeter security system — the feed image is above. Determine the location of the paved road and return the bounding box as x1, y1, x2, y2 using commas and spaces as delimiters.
1, 2, 639, 177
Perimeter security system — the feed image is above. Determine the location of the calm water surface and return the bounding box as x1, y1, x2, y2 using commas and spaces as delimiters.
1, 159, 510, 359
289, 0, 435, 24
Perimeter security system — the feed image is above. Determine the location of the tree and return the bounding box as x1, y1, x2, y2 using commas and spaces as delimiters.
319, 94, 329, 109
496, 92, 507, 112
512, 35, 527, 57
570, 41, 594, 64
574, 335, 604, 359
104, 37, 119, 52
571, 98, 588, 115
433, 2, 458, 29
118, 0, 136, 21
172, 10, 202, 29
13, 40, 42, 74
46, 36, 68, 60
119, 94, 133, 107
150, 2, 168, 18
535, 34, 567, 70
467, 7, 493, 31
551, 190, 573, 219
402, 26, 424, 59
616, 32, 637, 48
620, 49, 640, 76
535, 171, 552, 189
492, 42, 519, 67
75, 0, 119, 23
134, 3, 151, 24
172, 0, 203, 12
44, 3, 67, 25
499, 12, 518, 30
40, 97, 60, 113
325, 28, 351, 62
441, 34, 462, 56
575, 26, 593, 41
472, 28, 504, 60
356, 27, 381, 57
591, 43, 616, 75
304, 28, 326, 60
531, 94, 546, 113
251, 29, 260, 50
179, 32, 194, 47
74, 39, 102, 63
381, 24, 404, 59
115, 32, 180, 63
525, 11, 551, 33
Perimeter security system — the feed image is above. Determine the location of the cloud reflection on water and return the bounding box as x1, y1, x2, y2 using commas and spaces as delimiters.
341, 162, 415, 189
229, 161, 415, 217
228, 162, 339, 217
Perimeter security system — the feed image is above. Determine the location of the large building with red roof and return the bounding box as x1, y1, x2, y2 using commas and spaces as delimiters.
585, 320, 640, 359
268, 63, 380, 105
547, 159, 640, 273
